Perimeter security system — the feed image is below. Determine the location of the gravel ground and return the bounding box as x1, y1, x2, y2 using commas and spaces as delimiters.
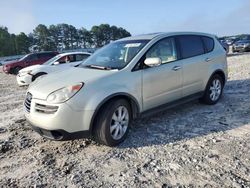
0, 54, 249, 187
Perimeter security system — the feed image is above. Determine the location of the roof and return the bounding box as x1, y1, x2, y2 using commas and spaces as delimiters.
32, 51, 58, 54
118, 32, 215, 41
58, 51, 92, 56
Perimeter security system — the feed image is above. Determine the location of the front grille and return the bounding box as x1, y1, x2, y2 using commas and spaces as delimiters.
35, 103, 58, 114
24, 92, 32, 113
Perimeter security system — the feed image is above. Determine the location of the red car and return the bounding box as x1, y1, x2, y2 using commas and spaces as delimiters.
3, 51, 58, 74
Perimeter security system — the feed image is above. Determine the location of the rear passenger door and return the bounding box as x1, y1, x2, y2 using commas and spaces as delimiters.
142, 37, 182, 110
177, 35, 209, 97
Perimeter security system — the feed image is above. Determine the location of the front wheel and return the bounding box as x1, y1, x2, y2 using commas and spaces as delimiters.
200, 75, 224, 105
93, 99, 131, 146
13, 66, 22, 75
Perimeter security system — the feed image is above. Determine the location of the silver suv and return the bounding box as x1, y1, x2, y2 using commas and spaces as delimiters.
24, 32, 227, 146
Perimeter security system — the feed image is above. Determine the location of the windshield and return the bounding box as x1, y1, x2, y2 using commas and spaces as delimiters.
19, 54, 30, 61
79, 40, 149, 70
43, 54, 62, 65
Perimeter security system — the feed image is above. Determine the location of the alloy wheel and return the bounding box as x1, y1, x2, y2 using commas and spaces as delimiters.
209, 79, 222, 101
110, 106, 129, 140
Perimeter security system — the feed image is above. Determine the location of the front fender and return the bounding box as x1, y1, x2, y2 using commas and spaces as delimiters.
67, 84, 141, 112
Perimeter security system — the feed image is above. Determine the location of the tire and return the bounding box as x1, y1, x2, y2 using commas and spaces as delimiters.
32, 72, 47, 82
93, 99, 131, 146
13, 66, 22, 75
200, 75, 224, 105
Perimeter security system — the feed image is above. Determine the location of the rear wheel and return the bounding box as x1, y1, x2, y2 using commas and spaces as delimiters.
32, 72, 47, 82
93, 99, 131, 146
201, 75, 224, 105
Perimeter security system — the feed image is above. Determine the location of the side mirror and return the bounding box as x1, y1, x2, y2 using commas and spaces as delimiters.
144, 57, 162, 67
53, 61, 60, 65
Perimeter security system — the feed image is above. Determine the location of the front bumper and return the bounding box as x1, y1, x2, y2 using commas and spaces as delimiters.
17, 74, 32, 86
28, 121, 90, 140
2, 66, 10, 74
24, 97, 95, 140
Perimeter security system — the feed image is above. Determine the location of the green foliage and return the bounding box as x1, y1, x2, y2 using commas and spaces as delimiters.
91, 24, 131, 47
0, 24, 131, 57
0, 27, 15, 56
15, 32, 30, 54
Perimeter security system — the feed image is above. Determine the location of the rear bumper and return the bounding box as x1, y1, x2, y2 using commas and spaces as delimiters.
28, 121, 91, 140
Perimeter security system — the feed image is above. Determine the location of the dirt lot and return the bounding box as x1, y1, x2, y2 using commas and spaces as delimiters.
0, 54, 249, 187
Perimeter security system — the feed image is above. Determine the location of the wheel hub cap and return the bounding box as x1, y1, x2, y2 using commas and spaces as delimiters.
209, 79, 222, 101
110, 106, 129, 140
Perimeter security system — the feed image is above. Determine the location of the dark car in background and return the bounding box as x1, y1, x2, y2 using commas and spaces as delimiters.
3, 51, 58, 74
219, 40, 229, 53
232, 40, 250, 53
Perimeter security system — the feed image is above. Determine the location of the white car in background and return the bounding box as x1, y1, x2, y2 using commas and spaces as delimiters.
17, 52, 91, 86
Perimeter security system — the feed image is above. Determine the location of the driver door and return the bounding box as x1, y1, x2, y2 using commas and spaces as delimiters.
142, 37, 183, 111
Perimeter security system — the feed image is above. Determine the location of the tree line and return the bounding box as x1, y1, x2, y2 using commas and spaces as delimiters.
0, 24, 131, 57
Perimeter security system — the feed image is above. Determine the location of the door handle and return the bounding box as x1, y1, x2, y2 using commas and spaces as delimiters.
205, 58, 212, 62
172, 66, 181, 71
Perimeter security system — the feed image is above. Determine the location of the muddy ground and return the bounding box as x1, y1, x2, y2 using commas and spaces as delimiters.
0, 54, 249, 187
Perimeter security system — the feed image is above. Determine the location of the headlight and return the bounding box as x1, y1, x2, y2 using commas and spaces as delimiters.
47, 83, 83, 104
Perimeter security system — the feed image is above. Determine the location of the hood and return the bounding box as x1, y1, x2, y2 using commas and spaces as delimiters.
19, 65, 42, 73
3, 60, 20, 66
28, 67, 117, 99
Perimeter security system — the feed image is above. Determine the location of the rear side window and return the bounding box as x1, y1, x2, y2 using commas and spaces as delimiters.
202, 36, 214, 53
178, 35, 205, 59
75, 54, 90, 61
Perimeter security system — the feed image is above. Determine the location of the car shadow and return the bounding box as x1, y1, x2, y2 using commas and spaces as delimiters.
118, 78, 250, 148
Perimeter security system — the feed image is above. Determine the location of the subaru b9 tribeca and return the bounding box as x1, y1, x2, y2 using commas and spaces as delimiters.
24, 32, 227, 146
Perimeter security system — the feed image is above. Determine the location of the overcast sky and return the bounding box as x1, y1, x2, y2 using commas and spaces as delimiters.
0, 0, 249, 37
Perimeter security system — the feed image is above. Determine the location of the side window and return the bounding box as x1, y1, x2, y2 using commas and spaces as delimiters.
38, 53, 55, 59
58, 55, 75, 64
146, 38, 177, 64
46, 53, 56, 58
202, 36, 214, 53
178, 35, 205, 59
27, 54, 38, 61
75, 54, 90, 61
37, 53, 46, 59
67, 55, 75, 63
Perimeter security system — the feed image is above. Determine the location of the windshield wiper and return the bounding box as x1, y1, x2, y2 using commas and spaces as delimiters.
84, 65, 112, 70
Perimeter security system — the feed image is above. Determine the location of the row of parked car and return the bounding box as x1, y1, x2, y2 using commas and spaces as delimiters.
3, 32, 228, 146
2, 51, 91, 86
220, 35, 250, 53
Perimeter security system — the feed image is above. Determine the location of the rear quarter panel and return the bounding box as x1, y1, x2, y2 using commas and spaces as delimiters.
202, 39, 228, 90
